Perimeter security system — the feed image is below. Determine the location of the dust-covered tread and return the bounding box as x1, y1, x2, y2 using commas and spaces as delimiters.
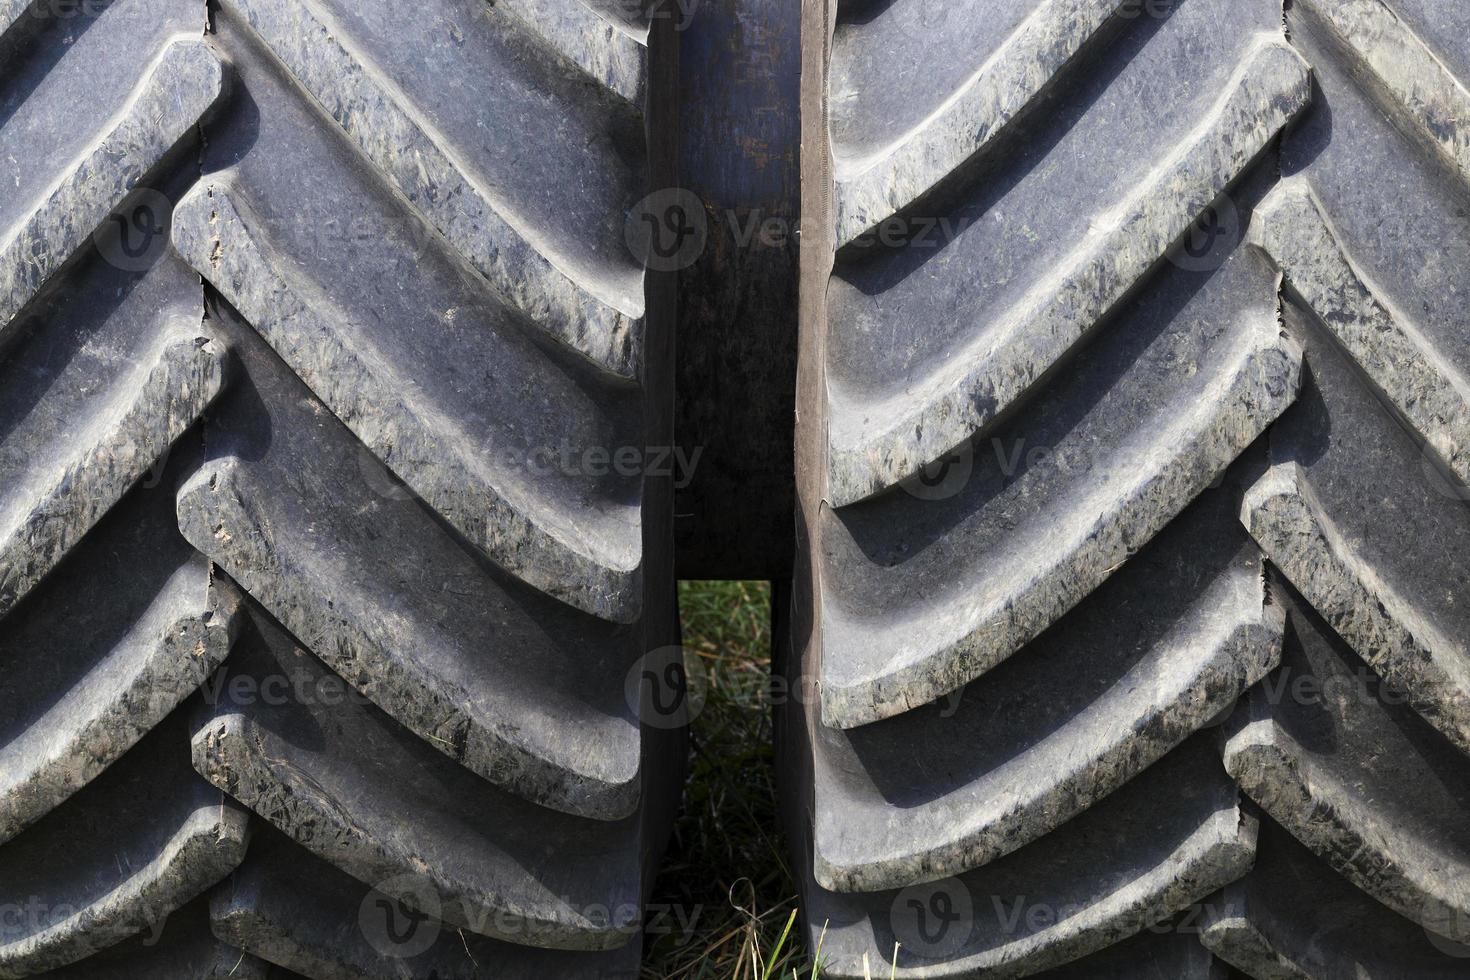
1248, 0, 1470, 739
1253, 179, 1470, 487
3, 0, 677, 976
1219, 17, 1470, 959
172, 179, 641, 623
1198, 7, 1470, 972
0, 8, 260, 979
493, 0, 649, 104
1239, 286, 1470, 758
795, 0, 1308, 973
0, 468, 239, 844
192, 600, 645, 952
32, 898, 287, 980
165, 0, 675, 972
178, 313, 642, 818
1223, 580, 1470, 946
793, 736, 1256, 979
829, 0, 1127, 246
812, 487, 1281, 892
1241, 461, 1470, 755
1199, 817, 1470, 977
214, 0, 645, 378
210, 823, 644, 979
818, 248, 1299, 729
0, 328, 227, 617
1295, 0, 1470, 188
0, 712, 249, 978
0, 38, 224, 334
824, 37, 1310, 506
1175, 6, 1470, 964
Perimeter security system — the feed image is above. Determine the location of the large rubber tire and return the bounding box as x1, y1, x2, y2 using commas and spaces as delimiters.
785, 0, 1470, 975
0, 1, 682, 977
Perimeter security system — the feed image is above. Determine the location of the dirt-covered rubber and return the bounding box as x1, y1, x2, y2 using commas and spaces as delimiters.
785, 0, 1470, 975
0, 0, 682, 977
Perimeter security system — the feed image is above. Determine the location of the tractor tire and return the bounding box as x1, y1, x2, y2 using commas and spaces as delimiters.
0, 0, 683, 977
785, 0, 1470, 975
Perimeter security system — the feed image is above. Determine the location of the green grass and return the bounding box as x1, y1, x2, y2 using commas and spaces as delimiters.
641, 580, 822, 979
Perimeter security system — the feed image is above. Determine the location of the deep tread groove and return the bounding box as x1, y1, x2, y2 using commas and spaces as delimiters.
0, 39, 225, 335
209, 823, 643, 978
211, 0, 646, 378
191, 597, 644, 951
824, 37, 1311, 505
178, 311, 643, 819
172, 178, 641, 622
1, 0, 678, 974
819, 248, 1300, 729
829, 0, 1129, 247
797, 0, 1470, 968
0, 468, 240, 844
0, 711, 249, 978
813, 487, 1282, 891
